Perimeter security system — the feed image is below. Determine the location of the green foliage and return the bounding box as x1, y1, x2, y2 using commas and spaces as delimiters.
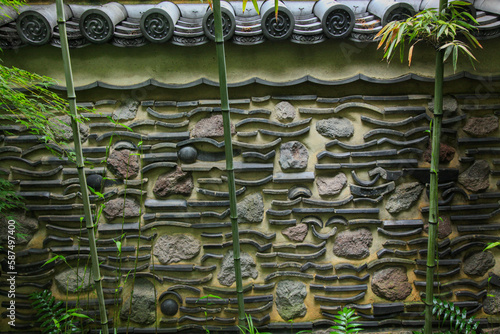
330, 308, 363, 334
375, 1, 482, 71
413, 298, 479, 334
238, 314, 271, 334
0, 178, 24, 220
29, 290, 92, 334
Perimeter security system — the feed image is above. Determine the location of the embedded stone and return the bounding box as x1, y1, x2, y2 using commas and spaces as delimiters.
178, 146, 198, 164
483, 328, 500, 334
237, 193, 264, 224
120, 278, 156, 325
113, 98, 139, 121
484, 287, 500, 315
276, 280, 307, 321
428, 96, 458, 113
316, 117, 354, 138
161, 299, 179, 316
423, 140, 455, 163
275, 101, 296, 122
153, 234, 201, 264
316, 173, 347, 196
0, 211, 38, 245
218, 251, 258, 286
282, 223, 308, 242
463, 115, 499, 137
192, 114, 235, 138
55, 266, 93, 293
87, 174, 104, 192
107, 149, 140, 179
279, 141, 309, 170
103, 198, 141, 220
49, 115, 90, 143
385, 182, 424, 214
458, 160, 490, 192
372, 267, 412, 301
424, 216, 452, 239
333, 228, 372, 259
153, 166, 193, 197
463, 251, 495, 276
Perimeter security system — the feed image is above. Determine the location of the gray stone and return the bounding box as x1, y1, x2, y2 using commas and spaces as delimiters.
463, 251, 495, 276
49, 115, 90, 143
279, 141, 309, 170
333, 228, 372, 259
484, 287, 500, 315
372, 267, 412, 301
0, 211, 38, 245
237, 193, 264, 224
428, 96, 458, 113
153, 166, 193, 197
275, 101, 296, 122
424, 215, 452, 239
316, 173, 347, 196
113, 99, 139, 121
316, 117, 354, 138
218, 251, 258, 286
483, 327, 500, 334
55, 266, 93, 294
385, 182, 424, 214
107, 149, 140, 179
153, 234, 201, 264
120, 278, 156, 324
463, 115, 499, 137
275, 280, 307, 321
192, 114, 235, 138
458, 160, 490, 192
178, 146, 198, 163
282, 223, 308, 242
103, 198, 141, 220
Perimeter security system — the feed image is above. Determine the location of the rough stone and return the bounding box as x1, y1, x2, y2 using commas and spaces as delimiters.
103, 197, 141, 220
385, 182, 424, 214
218, 251, 258, 286
316, 173, 347, 196
153, 166, 193, 197
372, 267, 412, 301
153, 234, 201, 264
423, 140, 455, 163
463, 115, 499, 137
333, 228, 372, 259
279, 141, 309, 170
275, 101, 296, 122
316, 117, 354, 138
120, 278, 156, 325
483, 327, 500, 334
107, 149, 140, 179
428, 96, 458, 113
424, 216, 452, 239
0, 211, 38, 245
484, 287, 500, 315
282, 223, 308, 242
463, 251, 495, 276
113, 99, 139, 121
275, 280, 307, 321
191, 114, 235, 138
237, 193, 264, 224
458, 160, 490, 192
55, 267, 93, 293
49, 115, 90, 143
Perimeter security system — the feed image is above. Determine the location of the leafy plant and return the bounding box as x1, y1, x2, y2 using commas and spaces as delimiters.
413, 298, 479, 334
238, 313, 271, 334
29, 290, 92, 334
329, 308, 362, 334
0, 178, 24, 220
375, 0, 482, 71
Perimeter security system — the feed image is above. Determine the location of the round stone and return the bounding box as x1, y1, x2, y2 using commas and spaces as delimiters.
161, 299, 179, 316
87, 174, 103, 192
178, 146, 198, 163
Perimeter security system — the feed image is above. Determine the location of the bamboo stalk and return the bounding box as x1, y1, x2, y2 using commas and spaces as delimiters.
55, 1, 109, 333
424, 2, 446, 333
213, 0, 245, 325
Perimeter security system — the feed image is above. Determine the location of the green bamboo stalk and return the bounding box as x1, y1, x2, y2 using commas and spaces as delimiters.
55, 1, 109, 333
213, 0, 245, 325
424, 2, 446, 333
